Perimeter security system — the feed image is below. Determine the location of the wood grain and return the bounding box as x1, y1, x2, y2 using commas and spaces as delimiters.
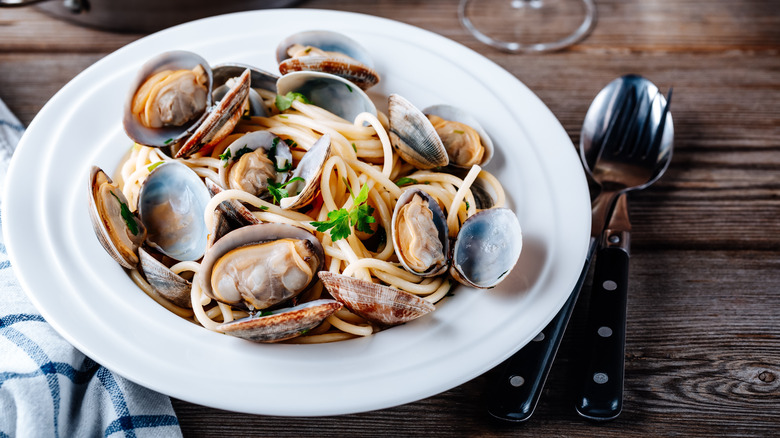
1, 0, 778, 436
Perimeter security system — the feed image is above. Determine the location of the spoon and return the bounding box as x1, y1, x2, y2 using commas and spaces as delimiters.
486, 74, 673, 422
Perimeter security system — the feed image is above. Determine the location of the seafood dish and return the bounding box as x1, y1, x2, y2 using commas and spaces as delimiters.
88, 30, 523, 344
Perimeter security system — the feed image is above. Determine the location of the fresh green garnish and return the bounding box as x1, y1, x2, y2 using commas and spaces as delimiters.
304, 47, 312, 54
256, 310, 274, 317
147, 161, 163, 172
109, 191, 139, 236
258, 205, 269, 211
464, 200, 470, 210
267, 177, 305, 204
233, 146, 253, 161
351, 142, 357, 152
345, 83, 353, 92
218, 149, 232, 167
275, 92, 312, 112
395, 177, 418, 187
164, 138, 174, 145
279, 115, 288, 119
285, 138, 298, 148
453, 129, 465, 134
311, 183, 375, 241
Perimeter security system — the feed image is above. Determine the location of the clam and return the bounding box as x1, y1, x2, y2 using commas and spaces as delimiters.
123, 51, 213, 149
279, 133, 332, 210
391, 188, 449, 277
276, 30, 380, 90
204, 178, 261, 232
423, 104, 494, 169
174, 68, 251, 158
276, 71, 376, 123
213, 63, 278, 117
137, 161, 212, 261
450, 208, 522, 289
88, 166, 147, 269
387, 94, 448, 170
217, 299, 342, 343
199, 223, 325, 311
319, 272, 435, 327
138, 247, 192, 308
219, 131, 293, 199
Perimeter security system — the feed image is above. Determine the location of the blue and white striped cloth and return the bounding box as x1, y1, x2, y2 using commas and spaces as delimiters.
0, 98, 182, 437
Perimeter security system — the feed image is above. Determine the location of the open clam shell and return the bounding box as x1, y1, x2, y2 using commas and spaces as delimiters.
219, 130, 293, 199
137, 161, 211, 261
391, 188, 450, 277
423, 104, 494, 169
123, 50, 213, 148
218, 299, 342, 343
213, 63, 278, 117
276, 71, 376, 123
319, 272, 435, 327
204, 178, 261, 233
138, 247, 192, 308
175, 68, 251, 158
450, 208, 522, 289
88, 166, 147, 269
199, 223, 325, 310
388, 94, 449, 170
279, 133, 332, 210
276, 30, 380, 90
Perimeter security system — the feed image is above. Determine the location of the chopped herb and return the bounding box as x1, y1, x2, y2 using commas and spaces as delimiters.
453, 129, 465, 134
147, 161, 164, 172
109, 191, 139, 236
311, 183, 375, 241
256, 310, 274, 317
275, 92, 312, 112
351, 142, 357, 152
233, 146, 253, 161
164, 138, 174, 145
258, 205, 269, 211
218, 149, 232, 167
464, 200, 470, 210
300, 328, 311, 335
345, 83, 353, 92
267, 176, 305, 204
395, 177, 418, 187
279, 115, 288, 119
284, 138, 298, 148
304, 47, 312, 53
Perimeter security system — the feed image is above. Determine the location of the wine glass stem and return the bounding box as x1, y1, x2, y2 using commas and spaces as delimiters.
512, 0, 543, 9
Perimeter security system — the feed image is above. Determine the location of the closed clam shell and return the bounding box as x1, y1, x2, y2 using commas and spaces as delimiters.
388, 94, 448, 170
213, 63, 278, 117
319, 272, 435, 327
88, 166, 146, 269
391, 188, 449, 277
123, 51, 213, 148
450, 208, 522, 289
175, 69, 251, 158
276, 71, 376, 123
138, 247, 192, 308
276, 30, 380, 90
218, 299, 342, 343
423, 104, 494, 168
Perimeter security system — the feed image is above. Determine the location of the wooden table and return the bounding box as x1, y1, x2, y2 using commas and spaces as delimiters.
1, 1, 778, 436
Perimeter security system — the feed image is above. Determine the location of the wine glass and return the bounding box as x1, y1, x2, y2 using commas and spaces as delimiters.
459, 0, 597, 53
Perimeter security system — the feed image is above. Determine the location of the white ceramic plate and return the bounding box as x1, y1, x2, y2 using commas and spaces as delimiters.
2, 9, 590, 416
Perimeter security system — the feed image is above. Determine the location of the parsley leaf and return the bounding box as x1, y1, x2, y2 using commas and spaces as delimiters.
453, 129, 465, 134
233, 146, 253, 161
275, 92, 312, 112
267, 176, 305, 204
164, 138, 174, 145
345, 83, 353, 92
351, 142, 357, 152
109, 191, 139, 236
147, 161, 163, 172
218, 149, 232, 167
269, 137, 292, 173
395, 177, 418, 187
310, 183, 375, 241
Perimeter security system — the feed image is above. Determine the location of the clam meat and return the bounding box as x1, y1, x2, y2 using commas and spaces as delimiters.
391, 188, 449, 277
199, 223, 325, 310
131, 65, 208, 129
424, 104, 494, 169
221, 131, 293, 199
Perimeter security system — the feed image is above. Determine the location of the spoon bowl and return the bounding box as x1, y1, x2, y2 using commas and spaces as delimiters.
580, 74, 674, 235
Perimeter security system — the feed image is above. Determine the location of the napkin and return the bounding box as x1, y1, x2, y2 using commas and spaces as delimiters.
0, 98, 182, 437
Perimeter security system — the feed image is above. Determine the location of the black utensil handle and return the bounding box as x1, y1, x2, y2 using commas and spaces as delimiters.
487, 239, 596, 422
575, 245, 629, 421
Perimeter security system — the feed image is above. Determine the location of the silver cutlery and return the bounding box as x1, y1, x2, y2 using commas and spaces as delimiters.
575, 76, 674, 420
486, 74, 673, 422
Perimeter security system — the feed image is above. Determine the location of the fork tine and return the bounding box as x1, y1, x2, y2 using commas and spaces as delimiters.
626, 89, 659, 158
614, 84, 647, 155
587, 82, 632, 168
644, 87, 673, 160
603, 84, 637, 156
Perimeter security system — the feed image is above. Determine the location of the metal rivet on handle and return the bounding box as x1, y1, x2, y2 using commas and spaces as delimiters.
602, 280, 618, 291
593, 373, 609, 384
598, 326, 613, 337
509, 375, 525, 387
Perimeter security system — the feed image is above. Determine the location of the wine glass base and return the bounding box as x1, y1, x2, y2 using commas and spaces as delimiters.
459, 0, 597, 53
